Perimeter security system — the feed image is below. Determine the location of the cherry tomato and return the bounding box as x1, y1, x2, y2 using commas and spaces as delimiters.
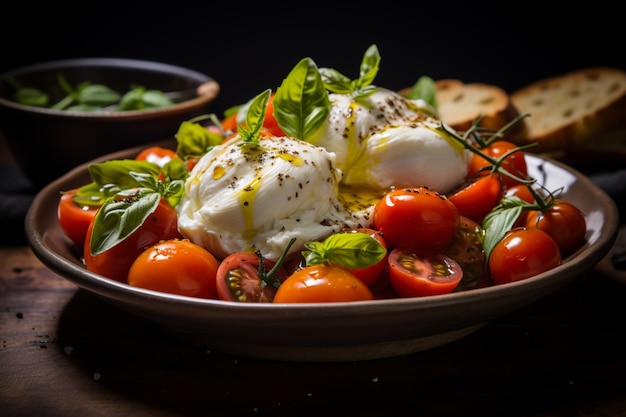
128, 239, 219, 299
135, 146, 178, 167
488, 227, 562, 285
221, 112, 238, 133
261, 92, 285, 137
216, 253, 289, 302
273, 265, 374, 303
336, 228, 388, 287
387, 247, 463, 297
442, 216, 488, 291
83, 198, 183, 283
372, 187, 459, 251
524, 199, 587, 257
447, 175, 503, 224
469, 140, 528, 187
57, 189, 100, 247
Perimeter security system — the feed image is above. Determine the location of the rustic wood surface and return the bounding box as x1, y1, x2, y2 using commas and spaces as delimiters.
2, 244, 626, 417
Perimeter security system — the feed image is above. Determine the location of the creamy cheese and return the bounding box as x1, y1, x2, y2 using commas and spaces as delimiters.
177, 135, 361, 260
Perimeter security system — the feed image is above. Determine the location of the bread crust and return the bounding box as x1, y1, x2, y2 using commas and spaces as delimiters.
435, 79, 525, 139
511, 67, 626, 153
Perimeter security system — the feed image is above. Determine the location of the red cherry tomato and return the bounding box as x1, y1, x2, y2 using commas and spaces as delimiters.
273, 265, 374, 303
387, 247, 463, 297
469, 140, 528, 187
57, 189, 100, 247
216, 253, 289, 302
336, 227, 388, 287
128, 239, 219, 299
372, 187, 459, 251
135, 146, 178, 167
524, 199, 587, 257
488, 227, 562, 285
83, 198, 183, 283
447, 175, 503, 224
442, 216, 488, 291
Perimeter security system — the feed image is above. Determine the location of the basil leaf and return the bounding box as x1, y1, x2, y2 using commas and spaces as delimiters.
89, 191, 160, 255
302, 232, 387, 269
175, 120, 223, 159
406, 75, 438, 111
238, 88, 270, 147
14, 87, 49, 107
356, 44, 380, 91
78, 84, 121, 107
88, 159, 160, 189
482, 196, 529, 259
274, 58, 330, 140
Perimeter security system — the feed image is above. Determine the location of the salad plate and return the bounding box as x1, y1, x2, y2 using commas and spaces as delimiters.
25, 139, 619, 362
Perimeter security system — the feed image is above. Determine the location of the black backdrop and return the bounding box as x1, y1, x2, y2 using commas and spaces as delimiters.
3, 2, 626, 115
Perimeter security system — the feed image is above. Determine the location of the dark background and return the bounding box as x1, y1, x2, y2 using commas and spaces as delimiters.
3, 2, 625, 115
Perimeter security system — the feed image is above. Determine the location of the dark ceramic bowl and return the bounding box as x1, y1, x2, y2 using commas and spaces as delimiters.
25, 141, 619, 362
0, 58, 219, 189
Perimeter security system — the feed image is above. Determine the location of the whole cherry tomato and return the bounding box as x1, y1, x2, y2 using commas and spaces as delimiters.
57, 189, 101, 247
83, 198, 183, 282
372, 187, 459, 251
488, 227, 562, 285
447, 175, 503, 224
524, 199, 587, 257
469, 140, 528, 187
128, 239, 219, 299
387, 247, 463, 297
216, 252, 289, 302
273, 264, 374, 303
135, 146, 178, 167
336, 227, 388, 287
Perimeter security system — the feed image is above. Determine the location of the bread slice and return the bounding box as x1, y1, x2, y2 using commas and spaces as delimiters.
434, 79, 525, 140
510, 67, 626, 153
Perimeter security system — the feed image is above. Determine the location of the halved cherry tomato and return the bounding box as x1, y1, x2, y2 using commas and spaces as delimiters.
442, 216, 488, 291
135, 146, 178, 167
524, 199, 587, 257
372, 187, 459, 251
387, 247, 463, 297
447, 175, 503, 224
273, 265, 374, 303
83, 198, 183, 283
336, 227, 388, 287
128, 239, 219, 299
216, 252, 289, 302
469, 140, 528, 187
57, 189, 100, 247
488, 227, 562, 285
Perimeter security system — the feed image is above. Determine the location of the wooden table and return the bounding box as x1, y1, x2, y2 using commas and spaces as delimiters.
2, 243, 626, 417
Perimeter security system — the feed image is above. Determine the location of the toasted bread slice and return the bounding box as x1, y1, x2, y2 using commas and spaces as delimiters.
434, 79, 525, 140
511, 67, 626, 153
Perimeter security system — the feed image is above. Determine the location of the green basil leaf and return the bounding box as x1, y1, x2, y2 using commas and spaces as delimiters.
274, 58, 330, 140
238, 88, 270, 147
318, 68, 353, 94
175, 120, 223, 159
356, 44, 380, 90
89, 191, 160, 255
481, 196, 529, 260
78, 84, 121, 107
406, 75, 438, 111
88, 159, 160, 189
14, 87, 49, 107
302, 232, 387, 269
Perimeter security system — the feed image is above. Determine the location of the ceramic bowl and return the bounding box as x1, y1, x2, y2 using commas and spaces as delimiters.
25, 140, 619, 362
0, 58, 219, 189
